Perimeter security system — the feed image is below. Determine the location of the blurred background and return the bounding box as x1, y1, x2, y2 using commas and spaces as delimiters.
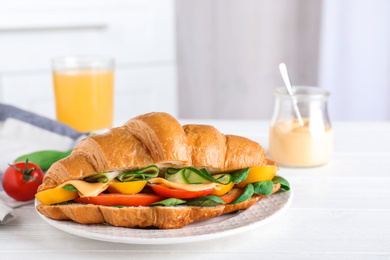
0, 0, 389, 123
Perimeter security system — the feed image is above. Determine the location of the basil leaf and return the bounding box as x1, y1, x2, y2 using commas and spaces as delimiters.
230, 168, 250, 184
185, 196, 226, 207
149, 198, 187, 206
230, 183, 254, 204
253, 180, 274, 195
111, 205, 126, 208
272, 176, 290, 190
62, 185, 78, 192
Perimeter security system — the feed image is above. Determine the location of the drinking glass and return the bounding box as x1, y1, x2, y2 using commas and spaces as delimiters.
52, 56, 114, 133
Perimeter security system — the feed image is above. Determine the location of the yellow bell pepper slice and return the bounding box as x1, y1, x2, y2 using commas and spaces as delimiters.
107, 180, 147, 194
210, 174, 234, 196
236, 165, 278, 188
35, 188, 79, 205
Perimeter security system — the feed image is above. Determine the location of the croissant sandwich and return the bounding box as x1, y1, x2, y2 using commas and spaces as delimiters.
35, 112, 290, 229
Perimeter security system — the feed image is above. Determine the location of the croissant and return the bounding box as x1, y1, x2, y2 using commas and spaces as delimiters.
36, 112, 282, 229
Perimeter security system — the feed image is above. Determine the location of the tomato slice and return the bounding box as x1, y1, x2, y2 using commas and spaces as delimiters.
74, 193, 166, 207
149, 184, 214, 199
219, 188, 243, 204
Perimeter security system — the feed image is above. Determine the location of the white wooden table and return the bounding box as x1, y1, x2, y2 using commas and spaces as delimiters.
1, 120, 389, 260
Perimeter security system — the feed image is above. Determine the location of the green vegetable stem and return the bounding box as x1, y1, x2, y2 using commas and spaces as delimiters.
14, 149, 72, 171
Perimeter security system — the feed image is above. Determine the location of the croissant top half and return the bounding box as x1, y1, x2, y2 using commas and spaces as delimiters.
38, 112, 268, 192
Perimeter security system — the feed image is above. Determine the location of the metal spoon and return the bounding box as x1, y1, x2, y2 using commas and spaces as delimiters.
279, 63, 304, 126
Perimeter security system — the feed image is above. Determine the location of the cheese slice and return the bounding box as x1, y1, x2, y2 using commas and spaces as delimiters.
59, 180, 111, 197
58, 171, 121, 197
148, 177, 218, 191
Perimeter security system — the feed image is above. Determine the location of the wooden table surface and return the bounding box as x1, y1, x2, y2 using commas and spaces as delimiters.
1, 120, 389, 260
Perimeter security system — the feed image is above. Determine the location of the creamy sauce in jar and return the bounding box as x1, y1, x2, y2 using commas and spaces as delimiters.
269, 119, 334, 167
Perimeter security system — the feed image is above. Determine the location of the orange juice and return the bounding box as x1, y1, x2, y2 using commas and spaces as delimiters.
53, 69, 114, 132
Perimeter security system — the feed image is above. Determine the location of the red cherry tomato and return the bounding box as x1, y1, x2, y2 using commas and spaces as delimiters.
74, 193, 166, 206
2, 160, 44, 201
149, 184, 214, 199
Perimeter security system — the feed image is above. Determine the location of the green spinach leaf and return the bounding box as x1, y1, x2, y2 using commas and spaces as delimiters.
149, 198, 187, 206
185, 196, 226, 207
272, 176, 291, 190
253, 180, 274, 195
230, 168, 250, 184
230, 183, 254, 204
62, 184, 78, 192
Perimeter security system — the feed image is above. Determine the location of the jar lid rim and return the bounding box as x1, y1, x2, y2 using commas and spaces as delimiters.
274, 86, 330, 98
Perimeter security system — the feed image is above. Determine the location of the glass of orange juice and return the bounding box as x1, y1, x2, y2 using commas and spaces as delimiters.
52, 56, 114, 133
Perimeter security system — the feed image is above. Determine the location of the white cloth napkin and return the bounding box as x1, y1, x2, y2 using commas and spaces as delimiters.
0, 191, 33, 224
0, 201, 15, 224
0, 191, 34, 207
0, 119, 74, 224
0, 118, 75, 170
0, 104, 84, 224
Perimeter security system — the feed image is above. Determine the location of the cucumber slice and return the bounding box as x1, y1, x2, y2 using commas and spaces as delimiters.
84, 171, 120, 183
165, 168, 191, 184
166, 168, 180, 175
214, 174, 233, 185
184, 168, 212, 184
166, 167, 233, 185
117, 165, 159, 182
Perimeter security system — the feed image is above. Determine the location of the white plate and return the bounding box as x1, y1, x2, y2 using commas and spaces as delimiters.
35, 189, 293, 244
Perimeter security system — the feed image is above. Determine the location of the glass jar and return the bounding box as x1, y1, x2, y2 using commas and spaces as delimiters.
269, 86, 333, 167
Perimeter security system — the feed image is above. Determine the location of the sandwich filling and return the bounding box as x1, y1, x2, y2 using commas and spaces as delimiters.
36, 165, 290, 207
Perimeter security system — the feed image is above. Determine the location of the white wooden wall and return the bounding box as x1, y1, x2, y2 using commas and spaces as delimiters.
0, 0, 177, 125
319, 0, 390, 121
176, 0, 322, 119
